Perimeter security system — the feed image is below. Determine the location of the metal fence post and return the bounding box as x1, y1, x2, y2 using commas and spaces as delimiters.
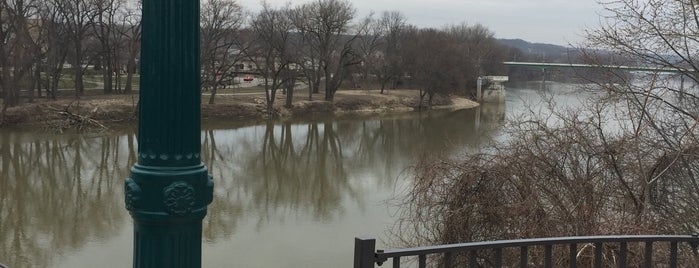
124, 0, 213, 267
354, 237, 377, 268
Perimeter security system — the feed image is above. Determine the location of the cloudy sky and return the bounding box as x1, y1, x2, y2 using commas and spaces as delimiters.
236, 0, 605, 46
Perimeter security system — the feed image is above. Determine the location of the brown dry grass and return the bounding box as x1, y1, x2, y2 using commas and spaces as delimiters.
0, 89, 478, 127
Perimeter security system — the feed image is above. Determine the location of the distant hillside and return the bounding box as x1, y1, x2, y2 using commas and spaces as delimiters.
497, 39, 579, 61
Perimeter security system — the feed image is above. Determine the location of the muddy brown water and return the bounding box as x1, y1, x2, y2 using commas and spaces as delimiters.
0, 86, 559, 267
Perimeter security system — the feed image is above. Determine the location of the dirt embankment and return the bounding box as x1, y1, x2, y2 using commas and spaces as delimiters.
0, 89, 479, 128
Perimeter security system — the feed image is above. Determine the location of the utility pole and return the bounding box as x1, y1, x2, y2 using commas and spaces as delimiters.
124, 0, 214, 267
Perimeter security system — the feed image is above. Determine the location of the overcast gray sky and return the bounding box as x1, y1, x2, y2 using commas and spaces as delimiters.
236, 0, 604, 46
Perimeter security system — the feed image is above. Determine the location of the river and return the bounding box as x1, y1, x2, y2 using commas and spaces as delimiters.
0, 85, 578, 268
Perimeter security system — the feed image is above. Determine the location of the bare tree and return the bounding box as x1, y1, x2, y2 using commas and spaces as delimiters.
584, 0, 699, 161
290, 0, 359, 101
581, 1, 699, 237
401, 27, 455, 108
446, 23, 506, 96
394, 99, 697, 266
288, 3, 321, 99
38, 0, 70, 100
53, 0, 99, 96
250, 2, 296, 115
200, 0, 245, 104
116, 1, 140, 94
374, 11, 406, 94
0, 0, 42, 117
92, 0, 123, 94
351, 13, 383, 90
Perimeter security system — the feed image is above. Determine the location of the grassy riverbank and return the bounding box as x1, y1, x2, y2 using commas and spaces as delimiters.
0, 89, 479, 128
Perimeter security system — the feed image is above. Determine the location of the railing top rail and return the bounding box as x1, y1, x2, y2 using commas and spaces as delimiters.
376, 235, 699, 259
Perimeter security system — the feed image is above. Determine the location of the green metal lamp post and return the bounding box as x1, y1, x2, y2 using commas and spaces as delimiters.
124, 0, 213, 267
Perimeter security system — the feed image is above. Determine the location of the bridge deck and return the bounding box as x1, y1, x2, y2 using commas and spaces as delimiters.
504, 61, 686, 73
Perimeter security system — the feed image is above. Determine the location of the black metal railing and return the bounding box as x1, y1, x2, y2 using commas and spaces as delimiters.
354, 235, 699, 268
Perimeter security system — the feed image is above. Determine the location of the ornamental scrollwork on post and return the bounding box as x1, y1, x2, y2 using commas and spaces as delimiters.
125, 179, 142, 211
163, 181, 196, 215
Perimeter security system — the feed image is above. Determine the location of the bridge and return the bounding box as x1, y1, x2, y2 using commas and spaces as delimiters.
500, 61, 695, 93
503, 61, 689, 74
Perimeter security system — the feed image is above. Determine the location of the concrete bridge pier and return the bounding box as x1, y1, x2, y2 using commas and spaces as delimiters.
477, 76, 508, 103
541, 68, 547, 90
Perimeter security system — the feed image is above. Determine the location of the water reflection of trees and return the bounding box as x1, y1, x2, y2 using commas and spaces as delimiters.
201, 109, 500, 241
0, 131, 136, 268
255, 121, 350, 221
202, 120, 354, 238
0, 109, 497, 267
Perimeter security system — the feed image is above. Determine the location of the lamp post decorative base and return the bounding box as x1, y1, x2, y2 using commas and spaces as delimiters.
126, 164, 213, 220
126, 165, 213, 268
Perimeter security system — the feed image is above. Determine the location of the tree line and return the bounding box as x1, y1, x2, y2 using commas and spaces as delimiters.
0, 0, 509, 117
0, 0, 142, 114
198, 0, 509, 113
